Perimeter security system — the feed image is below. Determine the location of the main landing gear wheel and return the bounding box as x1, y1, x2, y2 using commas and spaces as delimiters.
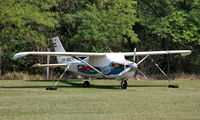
121, 80, 127, 89
83, 81, 90, 88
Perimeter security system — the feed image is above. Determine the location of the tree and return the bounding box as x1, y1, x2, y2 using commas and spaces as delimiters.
0, 0, 60, 74
65, 0, 139, 52
136, 0, 200, 73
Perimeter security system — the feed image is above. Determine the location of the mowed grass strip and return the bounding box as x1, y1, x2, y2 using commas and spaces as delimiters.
0, 79, 199, 120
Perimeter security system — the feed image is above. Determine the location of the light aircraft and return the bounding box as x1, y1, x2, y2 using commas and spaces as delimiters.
13, 37, 191, 89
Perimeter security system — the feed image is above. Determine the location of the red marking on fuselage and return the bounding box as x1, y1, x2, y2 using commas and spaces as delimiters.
79, 66, 91, 70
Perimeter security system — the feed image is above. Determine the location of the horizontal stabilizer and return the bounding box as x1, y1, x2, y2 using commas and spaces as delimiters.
32, 63, 68, 67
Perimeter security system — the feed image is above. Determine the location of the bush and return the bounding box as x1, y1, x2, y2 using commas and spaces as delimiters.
173, 73, 200, 80
0, 72, 44, 80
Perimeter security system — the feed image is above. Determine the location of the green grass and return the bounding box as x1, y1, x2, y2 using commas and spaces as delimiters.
0, 79, 200, 120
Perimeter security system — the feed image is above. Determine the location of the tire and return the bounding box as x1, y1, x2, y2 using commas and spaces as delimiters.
83, 81, 90, 88
121, 80, 127, 89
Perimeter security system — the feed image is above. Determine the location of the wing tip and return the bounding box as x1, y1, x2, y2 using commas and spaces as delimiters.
180, 50, 192, 56
13, 52, 28, 59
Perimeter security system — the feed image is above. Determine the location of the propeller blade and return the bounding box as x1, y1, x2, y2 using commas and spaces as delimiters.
133, 48, 136, 62
135, 69, 147, 79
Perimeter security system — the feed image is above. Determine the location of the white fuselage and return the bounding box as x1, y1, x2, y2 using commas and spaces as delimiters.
62, 53, 137, 80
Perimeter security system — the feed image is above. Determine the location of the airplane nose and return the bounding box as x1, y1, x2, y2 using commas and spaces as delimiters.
129, 63, 137, 68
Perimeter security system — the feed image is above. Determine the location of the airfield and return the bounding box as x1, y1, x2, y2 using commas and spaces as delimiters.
0, 79, 199, 120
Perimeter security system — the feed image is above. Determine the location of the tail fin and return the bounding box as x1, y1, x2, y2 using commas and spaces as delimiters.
52, 36, 65, 52
52, 37, 77, 64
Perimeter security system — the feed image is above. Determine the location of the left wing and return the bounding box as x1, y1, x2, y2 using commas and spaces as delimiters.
123, 50, 192, 56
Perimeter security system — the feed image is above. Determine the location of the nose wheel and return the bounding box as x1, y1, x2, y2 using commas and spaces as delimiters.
83, 81, 90, 88
121, 80, 127, 89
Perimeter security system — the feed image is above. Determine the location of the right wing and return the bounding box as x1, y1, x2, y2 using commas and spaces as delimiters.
13, 52, 106, 59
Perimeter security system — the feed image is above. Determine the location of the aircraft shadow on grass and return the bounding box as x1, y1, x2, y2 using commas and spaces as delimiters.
30, 80, 120, 89
0, 80, 167, 89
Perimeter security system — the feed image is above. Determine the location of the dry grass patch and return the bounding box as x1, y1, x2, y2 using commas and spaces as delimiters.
0, 72, 44, 80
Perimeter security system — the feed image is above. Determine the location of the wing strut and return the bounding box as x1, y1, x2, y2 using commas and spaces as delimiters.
46, 63, 71, 90
148, 57, 178, 88
74, 57, 108, 78
55, 63, 71, 86
137, 55, 149, 65
149, 57, 170, 80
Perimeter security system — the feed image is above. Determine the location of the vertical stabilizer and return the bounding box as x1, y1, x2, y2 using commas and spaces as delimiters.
52, 37, 77, 64
52, 37, 65, 52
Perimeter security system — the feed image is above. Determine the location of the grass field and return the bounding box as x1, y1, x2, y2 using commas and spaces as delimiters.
0, 79, 199, 120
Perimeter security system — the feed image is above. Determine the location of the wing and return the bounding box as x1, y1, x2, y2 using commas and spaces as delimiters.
123, 50, 192, 56
13, 50, 191, 59
13, 52, 106, 59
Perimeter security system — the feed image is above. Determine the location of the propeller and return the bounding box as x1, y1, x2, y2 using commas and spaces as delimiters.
135, 69, 147, 79
119, 48, 148, 79
133, 48, 148, 79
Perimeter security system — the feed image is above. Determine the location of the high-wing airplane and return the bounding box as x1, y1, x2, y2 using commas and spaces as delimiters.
13, 37, 191, 89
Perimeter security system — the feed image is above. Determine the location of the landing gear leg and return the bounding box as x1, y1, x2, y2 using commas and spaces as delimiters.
83, 81, 90, 88
121, 80, 127, 89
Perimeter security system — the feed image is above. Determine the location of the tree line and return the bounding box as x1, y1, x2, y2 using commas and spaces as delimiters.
0, 0, 199, 76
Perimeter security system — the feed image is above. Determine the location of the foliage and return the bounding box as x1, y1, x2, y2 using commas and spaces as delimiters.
63, 0, 139, 51
136, 0, 200, 73
0, 0, 60, 48
0, 0, 199, 75
0, 0, 60, 74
